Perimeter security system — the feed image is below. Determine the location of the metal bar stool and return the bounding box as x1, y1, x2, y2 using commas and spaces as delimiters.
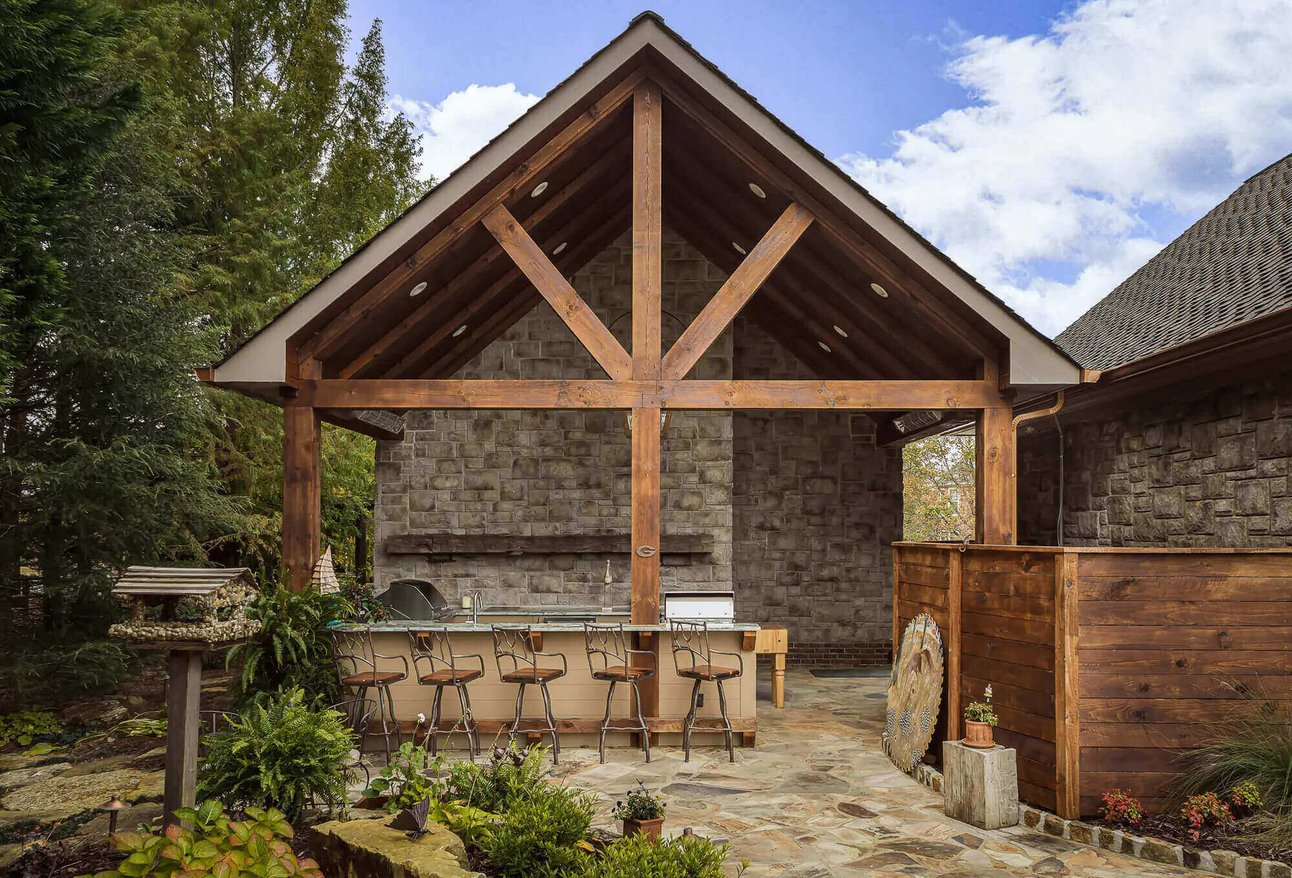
409, 628, 484, 758
492, 625, 567, 764
671, 620, 744, 763
329, 697, 376, 786
331, 628, 409, 760
584, 622, 655, 763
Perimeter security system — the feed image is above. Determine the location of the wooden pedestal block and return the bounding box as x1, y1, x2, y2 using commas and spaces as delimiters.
942, 740, 1020, 830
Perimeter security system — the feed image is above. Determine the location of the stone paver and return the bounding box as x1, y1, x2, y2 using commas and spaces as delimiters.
542, 669, 1202, 877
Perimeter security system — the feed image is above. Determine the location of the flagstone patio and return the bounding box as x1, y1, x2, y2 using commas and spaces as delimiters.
541, 668, 1200, 878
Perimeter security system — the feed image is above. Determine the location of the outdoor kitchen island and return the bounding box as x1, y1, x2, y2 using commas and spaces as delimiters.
341, 615, 761, 752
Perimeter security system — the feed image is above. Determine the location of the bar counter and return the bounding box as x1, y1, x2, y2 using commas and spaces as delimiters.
335, 619, 760, 752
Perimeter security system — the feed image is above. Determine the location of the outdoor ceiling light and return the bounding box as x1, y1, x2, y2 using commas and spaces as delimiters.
833, 324, 848, 338
552, 242, 568, 255
452, 324, 468, 337
732, 242, 747, 255
531, 181, 548, 197
748, 182, 767, 199
410, 281, 428, 297
817, 341, 832, 353
870, 282, 890, 298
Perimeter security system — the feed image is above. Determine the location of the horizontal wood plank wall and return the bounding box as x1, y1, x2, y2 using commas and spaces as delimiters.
1074, 551, 1292, 817
959, 547, 1059, 812
892, 544, 955, 753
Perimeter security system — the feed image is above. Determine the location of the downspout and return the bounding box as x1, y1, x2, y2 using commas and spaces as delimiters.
1011, 391, 1066, 546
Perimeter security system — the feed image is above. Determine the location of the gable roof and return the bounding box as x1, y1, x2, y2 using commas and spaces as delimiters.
207, 12, 1079, 397
1058, 153, 1292, 371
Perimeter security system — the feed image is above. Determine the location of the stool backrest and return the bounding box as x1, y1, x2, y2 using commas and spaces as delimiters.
670, 619, 713, 672
331, 628, 376, 683
409, 628, 458, 677
583, 622, 629, 674
491, 625, 536, 677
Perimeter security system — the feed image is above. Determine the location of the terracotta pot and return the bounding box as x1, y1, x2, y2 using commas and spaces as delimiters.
623, 817, 665, 840
963, 720, 995, 749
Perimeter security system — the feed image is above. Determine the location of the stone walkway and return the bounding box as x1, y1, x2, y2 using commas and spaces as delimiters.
539, 669, 1200, 877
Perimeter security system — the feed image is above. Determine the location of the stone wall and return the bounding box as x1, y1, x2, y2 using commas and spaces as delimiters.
731, 320, 904, 665
1018, 370, 1292, 547
375, 230, 733, 606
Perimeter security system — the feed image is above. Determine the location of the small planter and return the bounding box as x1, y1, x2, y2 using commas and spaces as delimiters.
963, 720, 995, 749
622, 817, 665, 840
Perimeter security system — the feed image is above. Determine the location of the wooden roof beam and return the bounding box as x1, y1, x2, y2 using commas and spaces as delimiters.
662, 202, 813, 380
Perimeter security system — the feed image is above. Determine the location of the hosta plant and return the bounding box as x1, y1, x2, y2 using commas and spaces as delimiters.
93, 801, 321, 878
0, 710, 61, 748
362, 741, 443, 812
1180, 792, 1233, 842
1099, 789, 1145, 827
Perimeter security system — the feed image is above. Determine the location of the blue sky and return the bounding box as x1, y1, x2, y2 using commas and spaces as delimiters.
347, 1, 1292, 337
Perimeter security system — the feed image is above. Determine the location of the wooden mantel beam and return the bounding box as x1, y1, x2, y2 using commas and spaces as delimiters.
662, 202, 814, 379
482, 204, 633, 380
300, 378, 998, 411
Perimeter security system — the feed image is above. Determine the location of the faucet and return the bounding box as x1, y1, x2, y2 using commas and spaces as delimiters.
470, 590, 484, 626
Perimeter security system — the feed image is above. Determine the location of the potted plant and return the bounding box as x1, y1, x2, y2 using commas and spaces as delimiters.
963, 684, 997, 748
611, 781, 666, 840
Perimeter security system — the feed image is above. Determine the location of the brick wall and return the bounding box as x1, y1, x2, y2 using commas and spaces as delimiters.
1018, 370, 1292, 547
731, 319, 903, 665
375, 230, 733, 605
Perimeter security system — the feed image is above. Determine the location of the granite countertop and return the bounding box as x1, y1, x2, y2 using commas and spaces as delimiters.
339, 620, 760, 634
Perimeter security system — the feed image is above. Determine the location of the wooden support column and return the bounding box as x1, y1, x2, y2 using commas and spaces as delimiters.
283, 401, 322, 592
1054, 551, 1081, 818
631, 406, 662, 720
163, 648, 202, 826
946, 550, 963, 742
975, 405, 1016, 544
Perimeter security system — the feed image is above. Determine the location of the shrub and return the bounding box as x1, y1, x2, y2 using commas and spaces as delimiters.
478, 783, 596, 878
362, 741, 441, 812
0, 710, 62, 748
0, 639, 131, 708
591, 832, 745, 878
1180, 792, 1233, 842
610, 781, 665, 822
339, 579, 389, 622
196, 688, 352, 822
1099, 789, 1145, 827
226, 585, 350, 707
95, 800, 321, 878
446, 744, 549, 814
1230, 780, 1264, 816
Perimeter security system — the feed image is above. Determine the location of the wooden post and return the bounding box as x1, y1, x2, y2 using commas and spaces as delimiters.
283, 402, 322, 592
163, 648, 202, 826
947, 549, 963, 742
976, 405, 1016, 544
631, 405, 662, 726
1054, 551, 1081, 818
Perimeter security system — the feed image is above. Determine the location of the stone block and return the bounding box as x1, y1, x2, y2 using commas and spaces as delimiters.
941, 740, 1019, 830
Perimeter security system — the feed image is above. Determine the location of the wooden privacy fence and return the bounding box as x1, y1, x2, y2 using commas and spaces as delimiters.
892, 542, 1292, 819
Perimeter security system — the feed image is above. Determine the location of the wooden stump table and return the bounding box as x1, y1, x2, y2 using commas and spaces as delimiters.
942, 740, 1019, 830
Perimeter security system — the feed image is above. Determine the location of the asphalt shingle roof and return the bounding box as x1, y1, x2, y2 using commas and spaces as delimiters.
1057, 153, 1292, 371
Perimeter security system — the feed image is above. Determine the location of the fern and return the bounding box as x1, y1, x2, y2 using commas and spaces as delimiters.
226, 585, 351, 707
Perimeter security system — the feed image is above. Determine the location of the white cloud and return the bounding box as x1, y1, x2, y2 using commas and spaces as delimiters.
391, 84, 541, 183
839, 0, 1292, 337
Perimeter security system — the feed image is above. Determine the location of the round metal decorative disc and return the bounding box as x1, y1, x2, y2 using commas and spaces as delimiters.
882, 613, 945, 773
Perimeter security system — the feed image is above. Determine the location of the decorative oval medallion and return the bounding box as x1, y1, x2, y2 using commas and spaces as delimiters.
635, 545, 658, 558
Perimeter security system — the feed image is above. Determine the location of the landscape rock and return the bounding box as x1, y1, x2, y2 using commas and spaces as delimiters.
310, 818, 483, 878
0, 762, 72, 788
0, 768, 160, 821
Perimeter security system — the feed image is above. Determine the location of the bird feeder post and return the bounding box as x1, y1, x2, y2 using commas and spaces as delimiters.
163, 646, 204, 825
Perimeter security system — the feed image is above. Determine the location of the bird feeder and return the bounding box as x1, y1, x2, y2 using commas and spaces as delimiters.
108, 567, 260, 825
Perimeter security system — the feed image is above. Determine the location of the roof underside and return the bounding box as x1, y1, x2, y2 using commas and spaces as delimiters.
211, 14, 1079, 403
1059, 153, 1292, 371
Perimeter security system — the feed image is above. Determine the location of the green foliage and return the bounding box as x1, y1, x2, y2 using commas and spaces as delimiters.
117, 717, 167, 738
1099, 789, 1145, 827
226, 585, 350, 707
196, 688, 352, 822
903, 434, 975, 541
94, 800, 321, 878
446, 744, 550, 814
0, 710, 61, 748
1177, 697, 1292, 843
610, 781, 666, 821
340, 578, 389, 622
963, 702, 997, 726
1180, 792, 1233, 842
590, 833, 742, 878
1230, 780, 1264, 815
0, 639, 132, 708
362, 742, 440, 812
477, 784, 597, 878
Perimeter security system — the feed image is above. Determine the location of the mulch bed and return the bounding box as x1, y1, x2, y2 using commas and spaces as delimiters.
1132, 815, 1292, 867
1, 838, 121, 878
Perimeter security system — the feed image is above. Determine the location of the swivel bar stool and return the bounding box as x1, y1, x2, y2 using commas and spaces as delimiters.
331, 628, 409, 760
583, 622, 656, 763
492, 625, 567, 764
671, 620, 744, 763
408, 628, 484, 758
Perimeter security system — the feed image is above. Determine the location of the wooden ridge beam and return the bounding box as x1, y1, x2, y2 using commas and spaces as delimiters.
483, 204, 633, 380
662, 202, 813, 380
300, 378, 998, 411
294, 67, 645, 362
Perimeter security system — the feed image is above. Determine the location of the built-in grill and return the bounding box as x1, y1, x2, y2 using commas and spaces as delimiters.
377, 579, 455, 621
663, 590, 735, 622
